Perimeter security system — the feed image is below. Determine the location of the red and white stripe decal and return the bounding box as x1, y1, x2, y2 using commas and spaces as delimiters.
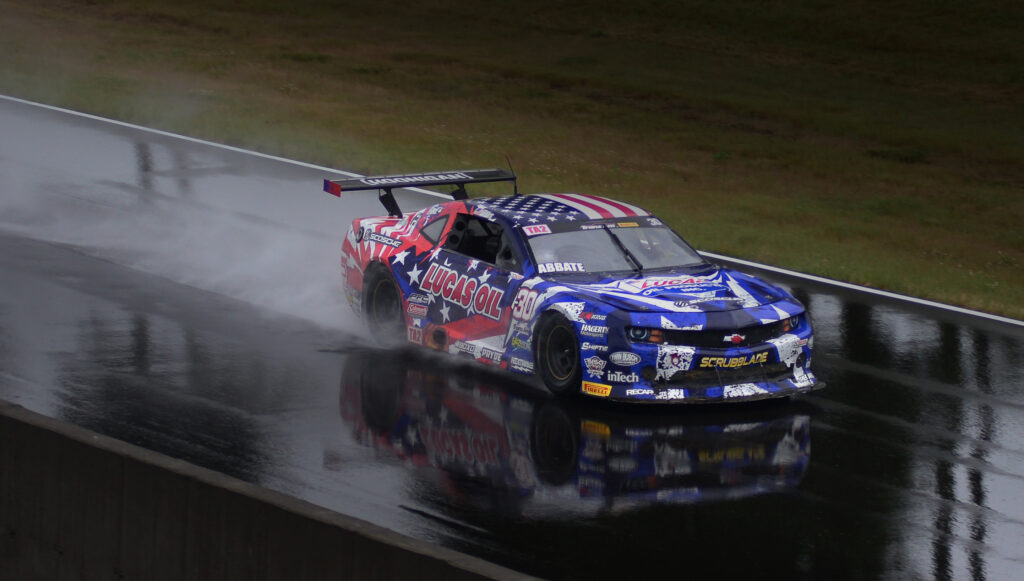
578, 194, 649, 217
542, 193, 649, 219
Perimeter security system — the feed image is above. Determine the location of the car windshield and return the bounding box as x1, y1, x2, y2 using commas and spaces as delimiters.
528, 225, 706, 276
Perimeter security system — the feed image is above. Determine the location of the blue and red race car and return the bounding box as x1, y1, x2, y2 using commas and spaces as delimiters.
325, 169, 822, 403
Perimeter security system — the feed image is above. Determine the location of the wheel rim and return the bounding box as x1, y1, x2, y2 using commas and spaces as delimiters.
545, 324, 578, 382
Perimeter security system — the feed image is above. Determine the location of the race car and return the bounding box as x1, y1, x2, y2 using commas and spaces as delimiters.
325, 169, 822, 403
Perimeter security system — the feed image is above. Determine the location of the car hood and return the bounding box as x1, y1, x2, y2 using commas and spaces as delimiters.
551, 268, 788, 314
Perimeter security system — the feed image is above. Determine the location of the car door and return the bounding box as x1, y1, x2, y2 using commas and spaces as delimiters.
415, 213, 527, 356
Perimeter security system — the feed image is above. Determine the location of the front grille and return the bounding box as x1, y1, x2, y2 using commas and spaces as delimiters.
657, 362, 792, 388
664, 319, 790, 348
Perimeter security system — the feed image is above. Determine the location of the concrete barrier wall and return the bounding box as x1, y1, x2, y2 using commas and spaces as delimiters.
0, 400, 536, 581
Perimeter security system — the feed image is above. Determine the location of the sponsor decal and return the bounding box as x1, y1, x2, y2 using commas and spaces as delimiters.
406, 303, 429, 318
605, 370, 640, 383
510, 319, 532, 336
584, 356, 607, 379
510, 335, 530, 350
452, 340, 477, 356
655, 388, 687, 400
581, 223, 608, 230
579, 311, 605, 321
581, 342, 609, 352
617, 221, 639, 227
699, 352, 769, 368
609, 351, 642, 366
473, 208, 495, 220
615, 276, 728, 297
509, 357, 534, 373
675, 297, 741, 307
419, 263, 505, 320
523, 224, 552, 236
724, 384, 769, 398
724, 334, 746, 344
408, 293, 431, 305
418, 424, 500, 467
364, 231, 402, 248
361, 172, 472, 187
480, 348, 503, 363
639, 276, 712, 290
647, 218, 663, 226
582, 381, 613, 397
699, 445, 766, 462
626, 388, 654, 396
407, 327, 424, 344
538, 262, 585, 273
580, 324, 608, 337
581, 420, 611, 437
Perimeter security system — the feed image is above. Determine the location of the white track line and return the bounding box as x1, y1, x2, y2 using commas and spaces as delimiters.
702, 252, 1023, 328
4, 94, 1021, 328
0, 94, 452, 200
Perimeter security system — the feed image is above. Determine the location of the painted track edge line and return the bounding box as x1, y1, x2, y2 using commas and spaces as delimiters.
4, 95, 1019, 327
0, 94, 452, 200
701, 251, 1024, 328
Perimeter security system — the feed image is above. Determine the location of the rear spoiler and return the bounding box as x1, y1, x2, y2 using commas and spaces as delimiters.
323, 168, 516, 218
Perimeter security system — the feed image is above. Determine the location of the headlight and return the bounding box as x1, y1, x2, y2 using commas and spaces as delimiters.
782, 315, 801, 333
627, 327, 664, 343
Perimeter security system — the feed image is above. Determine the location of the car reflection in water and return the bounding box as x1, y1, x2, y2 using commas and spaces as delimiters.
338, 348, 811, 516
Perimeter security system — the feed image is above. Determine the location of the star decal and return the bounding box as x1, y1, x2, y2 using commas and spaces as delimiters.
439, 303, 451, 322
478, 269, 492, 284
429, 246, 443, 260
392, 250, 410, 265
407, 263, 424, 285
468, 259, 479, 271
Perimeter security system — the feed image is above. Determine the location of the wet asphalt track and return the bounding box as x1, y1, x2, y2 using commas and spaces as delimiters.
1, 96, 1023, 580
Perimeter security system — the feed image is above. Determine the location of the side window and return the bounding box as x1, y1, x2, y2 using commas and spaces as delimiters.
420, 216, 449, 244
495, 232, 523, 273
443, 214, 521, 272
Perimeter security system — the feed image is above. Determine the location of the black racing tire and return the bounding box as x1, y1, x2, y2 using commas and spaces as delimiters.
534, 313, 582, 396
362, 264, 405, 344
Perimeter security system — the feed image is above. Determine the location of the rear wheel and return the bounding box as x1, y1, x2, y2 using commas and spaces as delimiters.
535, 314, 582, 396
363, 265, 405, 344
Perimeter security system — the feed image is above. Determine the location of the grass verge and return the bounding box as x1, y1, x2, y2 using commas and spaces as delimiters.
1, 0, 1021, 319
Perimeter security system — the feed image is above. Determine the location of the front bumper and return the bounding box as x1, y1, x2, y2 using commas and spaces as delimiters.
578, 322, 821, 403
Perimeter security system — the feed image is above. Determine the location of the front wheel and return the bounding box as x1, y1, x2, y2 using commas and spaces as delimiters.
534, 314, 582, 396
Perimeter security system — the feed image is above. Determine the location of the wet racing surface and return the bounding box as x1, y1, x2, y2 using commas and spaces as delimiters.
2, 97, 1023, 580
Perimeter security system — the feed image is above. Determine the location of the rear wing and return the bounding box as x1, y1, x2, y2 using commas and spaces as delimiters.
323, 169, 516, 218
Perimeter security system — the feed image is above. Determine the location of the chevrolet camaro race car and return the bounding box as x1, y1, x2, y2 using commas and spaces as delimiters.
325, 169, 822, 403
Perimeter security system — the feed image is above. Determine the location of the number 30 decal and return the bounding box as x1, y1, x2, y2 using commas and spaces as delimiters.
511, 289, 539, 321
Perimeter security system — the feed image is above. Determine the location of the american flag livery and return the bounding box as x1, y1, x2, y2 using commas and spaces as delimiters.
330, 171, 822, 405
472, 193, 649, 225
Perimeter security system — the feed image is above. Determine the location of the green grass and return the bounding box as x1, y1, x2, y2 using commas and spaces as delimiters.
1, 0, 1021, 319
